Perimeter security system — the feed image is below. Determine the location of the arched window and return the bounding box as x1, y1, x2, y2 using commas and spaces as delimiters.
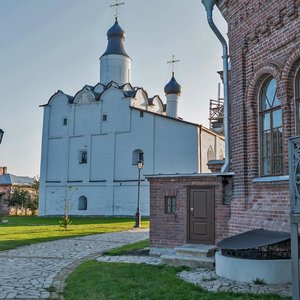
295, 69, 300, 134
207, 146, 215, 161
260, 78, 283, 176
78, 196, 87, 210
132, 149, 144, 165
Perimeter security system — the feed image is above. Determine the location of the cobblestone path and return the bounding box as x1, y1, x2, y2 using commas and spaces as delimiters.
0, 229, 149, 299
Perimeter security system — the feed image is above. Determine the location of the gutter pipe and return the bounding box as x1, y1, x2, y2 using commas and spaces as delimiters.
201, 0, 230, 173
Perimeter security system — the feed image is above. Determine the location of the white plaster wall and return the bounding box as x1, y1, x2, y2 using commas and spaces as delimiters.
216, 136, 225, 160
46, 138, 67, 182
44, 186, 66, 215
74, 102, 101, 136
100, 54, 131, 85
113, 184, 149, 216
101, 88, 131, 134
166, 94, 179, 118
154, 116, 199, 174
115, 110, 154, 180
90, 134, 114, 181
68, 136, 89, 182
48, 94, 69, 137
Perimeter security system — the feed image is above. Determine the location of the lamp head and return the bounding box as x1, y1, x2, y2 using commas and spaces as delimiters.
137, 160, 143, 170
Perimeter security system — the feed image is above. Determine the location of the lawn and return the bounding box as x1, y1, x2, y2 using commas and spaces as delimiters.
0, 216, 149, 251
64, 261, 290, 300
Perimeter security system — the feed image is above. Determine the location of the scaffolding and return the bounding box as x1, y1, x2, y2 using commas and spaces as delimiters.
209, 83, 224, 136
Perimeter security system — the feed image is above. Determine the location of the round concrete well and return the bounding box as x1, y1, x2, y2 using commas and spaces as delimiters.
215, 251, 292, 284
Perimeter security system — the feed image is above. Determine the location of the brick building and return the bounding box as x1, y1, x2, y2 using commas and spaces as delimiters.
148, 0, 300, 252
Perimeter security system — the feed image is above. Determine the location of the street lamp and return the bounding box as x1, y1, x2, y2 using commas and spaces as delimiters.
134, 160, 143, 228
0, 129, 4, 144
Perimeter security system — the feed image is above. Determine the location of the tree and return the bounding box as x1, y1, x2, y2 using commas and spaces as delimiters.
6, 187, 31, 215
28, 176, 39, 215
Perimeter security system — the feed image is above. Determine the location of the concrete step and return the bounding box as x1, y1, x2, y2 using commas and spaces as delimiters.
161, 254, 215, 269
175, 244, 218, 258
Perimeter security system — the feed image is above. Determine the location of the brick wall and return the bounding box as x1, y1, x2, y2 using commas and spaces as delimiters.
217, 0, 300, 234
148, 175, 230, 248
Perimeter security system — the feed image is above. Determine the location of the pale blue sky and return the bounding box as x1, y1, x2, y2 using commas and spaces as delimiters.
0, 0, 227, 177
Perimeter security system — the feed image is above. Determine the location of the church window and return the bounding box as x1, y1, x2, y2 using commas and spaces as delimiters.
295, 68, 300, 134
63, 117, 68, 126
78, 196, 87, 210
259, 77, 283, 176
165, 196, 176, 214
132, 149, 144, 165
79, 150, 87, 164
102, 114, 108, 122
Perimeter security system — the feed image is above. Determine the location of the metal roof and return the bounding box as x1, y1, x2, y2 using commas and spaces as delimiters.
217, 229, 290, 250
0, 174, 34, 186
164, 73, 182, 95
101, 19, 130, 58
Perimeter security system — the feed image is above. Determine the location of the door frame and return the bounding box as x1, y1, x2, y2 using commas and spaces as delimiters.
187, 186, 215, 244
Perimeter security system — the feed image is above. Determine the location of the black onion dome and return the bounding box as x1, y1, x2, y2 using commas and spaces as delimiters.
101, 18, 130, 58
164, 72, 182, 95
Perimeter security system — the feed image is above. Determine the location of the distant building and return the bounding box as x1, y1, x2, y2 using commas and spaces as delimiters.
0, 167, 34, 215
39, 17, 225, 217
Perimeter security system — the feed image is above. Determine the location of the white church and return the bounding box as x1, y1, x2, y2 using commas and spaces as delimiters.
38, 17, 225, 216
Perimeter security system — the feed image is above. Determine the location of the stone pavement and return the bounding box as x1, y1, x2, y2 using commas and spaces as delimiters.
0, 229, 149, 299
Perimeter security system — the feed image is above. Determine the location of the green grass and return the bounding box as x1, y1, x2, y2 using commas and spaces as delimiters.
0, 216, 149, 251
64, 261, 290, 300
103, 239, 149, 256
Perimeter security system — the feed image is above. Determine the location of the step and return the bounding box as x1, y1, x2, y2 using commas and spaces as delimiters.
161, 254, 215, 270
175, 244, 218, 258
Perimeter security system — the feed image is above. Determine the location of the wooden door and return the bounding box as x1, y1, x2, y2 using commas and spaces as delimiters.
188, 187, 214, 244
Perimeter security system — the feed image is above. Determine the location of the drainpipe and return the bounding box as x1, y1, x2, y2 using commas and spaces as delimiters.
201, 0, 230, 173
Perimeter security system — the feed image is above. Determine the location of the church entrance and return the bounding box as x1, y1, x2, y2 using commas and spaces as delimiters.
188, 187, 215, 244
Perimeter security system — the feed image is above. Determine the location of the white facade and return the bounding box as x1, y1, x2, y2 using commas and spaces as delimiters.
39, 18, 225, 216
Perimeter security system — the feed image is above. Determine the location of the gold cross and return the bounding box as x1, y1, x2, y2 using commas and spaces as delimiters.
167, 55, 180, 73
110, 0, 125, 20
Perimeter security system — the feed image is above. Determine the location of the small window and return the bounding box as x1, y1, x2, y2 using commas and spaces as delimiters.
78, 196, 87, 210
165, 196, 176, 214
63, 117, 68, 126
140, 111, 144, 118
132, 149, 144, 165
102, 114, 108, 122
79, 150, 87, 164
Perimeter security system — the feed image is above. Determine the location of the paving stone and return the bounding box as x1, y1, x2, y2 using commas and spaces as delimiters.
0, 229, 148, 299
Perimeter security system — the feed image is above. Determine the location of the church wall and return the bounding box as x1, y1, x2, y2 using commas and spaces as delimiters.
74, 102, 101, 136
46, 138, 67, 182
200, 129, 225, 173
154, 116, 199, 174
48, 95, 69, 137
217, 0, 300, 235
68, 136, 89, 182
101, 89, 131, 134
90, 134, 113, 181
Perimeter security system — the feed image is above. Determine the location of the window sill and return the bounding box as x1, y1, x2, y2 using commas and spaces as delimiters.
252, 175, 289, 183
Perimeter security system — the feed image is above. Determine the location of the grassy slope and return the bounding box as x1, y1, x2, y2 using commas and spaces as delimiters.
65, 261, 290, 300
103, 239, 149, 256
0, 216, 149, 251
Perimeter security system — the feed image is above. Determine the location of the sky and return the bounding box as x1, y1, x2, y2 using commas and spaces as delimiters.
0, 0, 227, 177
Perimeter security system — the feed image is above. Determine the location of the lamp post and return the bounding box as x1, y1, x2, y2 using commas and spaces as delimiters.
134, 160, 143, 228
0, 129, 4, 144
